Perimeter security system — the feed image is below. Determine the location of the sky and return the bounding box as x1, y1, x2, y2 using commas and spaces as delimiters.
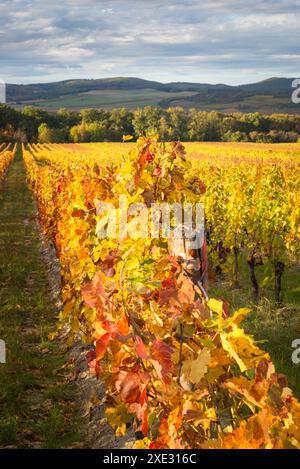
0, 0, 299, 85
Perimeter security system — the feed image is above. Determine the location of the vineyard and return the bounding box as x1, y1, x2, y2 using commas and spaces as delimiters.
1, 140, 300, 449
0, 144, 17, 180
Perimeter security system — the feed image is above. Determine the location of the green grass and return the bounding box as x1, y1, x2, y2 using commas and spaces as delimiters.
17, 89, 197, 110
0, 147, 83, 448
209, 254, 300, 397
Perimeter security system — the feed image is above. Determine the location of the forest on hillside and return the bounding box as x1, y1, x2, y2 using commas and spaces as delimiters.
1, 104, 300, 144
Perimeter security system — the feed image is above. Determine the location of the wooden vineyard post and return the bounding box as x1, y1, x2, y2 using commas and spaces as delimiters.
169, 223, 208, 299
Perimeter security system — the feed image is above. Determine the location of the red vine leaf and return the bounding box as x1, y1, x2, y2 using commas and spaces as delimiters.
151, 340, 174, 384
82, 271, 107, 309
136, 337, 150, 359
116, 371, 141, 404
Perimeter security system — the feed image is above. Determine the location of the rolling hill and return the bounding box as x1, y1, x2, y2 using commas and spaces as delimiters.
6, 77, 300, 114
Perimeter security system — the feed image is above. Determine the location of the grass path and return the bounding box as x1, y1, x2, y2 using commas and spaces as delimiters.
0, 147, 82, 448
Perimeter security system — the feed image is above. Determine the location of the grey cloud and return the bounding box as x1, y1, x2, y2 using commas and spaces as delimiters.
0, 0, 299, 84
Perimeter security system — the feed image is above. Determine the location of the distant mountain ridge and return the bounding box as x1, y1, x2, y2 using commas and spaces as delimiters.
6, 77, 300, 114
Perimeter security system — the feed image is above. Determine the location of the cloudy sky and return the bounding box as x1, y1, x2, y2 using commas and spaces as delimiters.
0, 0, 299, 85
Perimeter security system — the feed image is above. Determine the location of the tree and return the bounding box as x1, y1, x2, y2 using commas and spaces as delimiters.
57, 108, 80, 128
133, 106, 163, 136
80, 108, 110, 124
164, 107, 189, 141
109, 108, 134, 140
188, 110, 222, 141
70, 123, 90, 143
38, 123, 66, 143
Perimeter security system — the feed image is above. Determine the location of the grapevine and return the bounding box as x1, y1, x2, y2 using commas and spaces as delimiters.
22, 139, 300, 449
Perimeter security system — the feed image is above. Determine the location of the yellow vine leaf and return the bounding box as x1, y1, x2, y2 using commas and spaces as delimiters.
181, 348, 211, 385
225, 307, 251, 328
134, 438, 151, 449
221, 327, 269, 372
105, 403, 133, 437
223, 376, 268, 408
206, 298, 223, 315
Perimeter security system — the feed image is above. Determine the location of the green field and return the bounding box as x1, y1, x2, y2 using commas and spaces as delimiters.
166, 94, 299, 114
16, 90, 298, 114
22, 89, 197, 111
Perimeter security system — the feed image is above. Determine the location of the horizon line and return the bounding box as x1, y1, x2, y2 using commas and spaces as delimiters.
6, 74, 298, 87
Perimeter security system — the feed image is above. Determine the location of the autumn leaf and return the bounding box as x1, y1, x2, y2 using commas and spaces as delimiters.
206, 298, 228, 329
225, 307, 251, 328
72, 209, 86, 218
221, 326, 269, 373
151, 340, 174, 384
136, 337, 150, 359
134, 438, 151, 449
101, 253, 117, 277
159, 277, 177, 306
123, 135, 134, 142
95, 333, 110, 360
207, 298, 224, 316
140, 406, 149, 436
181, 348, 211, 387
223, 376, 268, 408
94, 320, 107, 339
117, 315, 130, 336
106, 401, 133, 436
145, 150, 154, 162
153, 166, 162, 177
116, 371, 141, 404
82, 271, 107, 309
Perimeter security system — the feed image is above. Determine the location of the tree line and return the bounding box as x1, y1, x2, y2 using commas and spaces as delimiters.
0, 104, 300, 143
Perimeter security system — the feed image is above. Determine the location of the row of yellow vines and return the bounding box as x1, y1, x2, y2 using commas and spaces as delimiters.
0, 144, 16, 181
191, 153, 300, 301
22, 140, 300, 448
